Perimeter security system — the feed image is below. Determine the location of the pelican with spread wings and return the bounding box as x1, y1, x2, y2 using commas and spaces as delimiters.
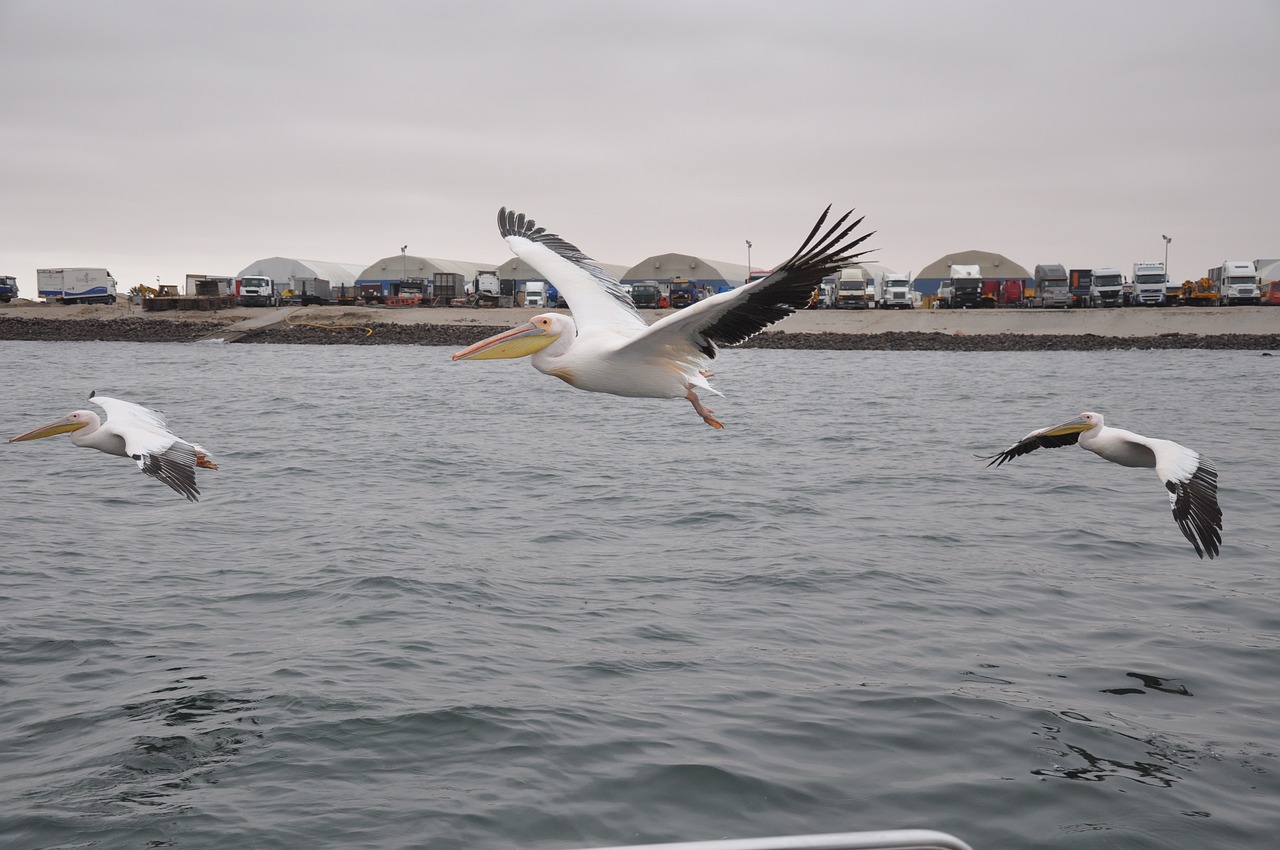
983, 411, 1222, 558
9, 392, 217, 502
452, 206, 873, 428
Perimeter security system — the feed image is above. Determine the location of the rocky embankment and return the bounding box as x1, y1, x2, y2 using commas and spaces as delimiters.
0, 316, 231, 343
3, 314, 1278, 350
740, 330, 1280, 351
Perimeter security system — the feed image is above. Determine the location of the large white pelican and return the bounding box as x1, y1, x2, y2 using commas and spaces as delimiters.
983, 411, 1222, 558
9, 392, 217, 502
452, 206, 873, 428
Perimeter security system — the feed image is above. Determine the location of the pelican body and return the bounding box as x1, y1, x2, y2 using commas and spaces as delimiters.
9, 392, 217, 502
453, 206, 873, 428
984, 411, 1222, 558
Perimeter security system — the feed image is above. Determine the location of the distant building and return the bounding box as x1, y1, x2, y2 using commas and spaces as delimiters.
496, 257, 630, 288
620, 254, 749, 294
913, 250, 1031, 297
356, 255, 496, 298
237, 257, 366, 289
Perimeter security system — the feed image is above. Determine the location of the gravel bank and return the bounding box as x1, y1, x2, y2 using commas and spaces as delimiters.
4, 315, 1277, 351
0, 316, 232, 343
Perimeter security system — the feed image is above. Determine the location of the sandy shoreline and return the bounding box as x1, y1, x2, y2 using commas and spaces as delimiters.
1, 300, 1277, 349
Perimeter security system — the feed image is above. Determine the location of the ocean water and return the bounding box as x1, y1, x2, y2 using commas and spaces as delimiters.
1, 340, 1277, 850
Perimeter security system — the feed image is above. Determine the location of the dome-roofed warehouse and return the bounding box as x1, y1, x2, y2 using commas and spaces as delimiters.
497, 257, 630, 286
357, 254, 497, 299
237, 257, 366, 288
621, 254, 749, 293
913, 250, 1032, 297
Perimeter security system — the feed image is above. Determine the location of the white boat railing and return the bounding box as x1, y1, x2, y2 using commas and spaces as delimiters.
572, 830, 974, 850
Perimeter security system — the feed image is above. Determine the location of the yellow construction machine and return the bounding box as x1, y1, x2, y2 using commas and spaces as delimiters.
1178, 277, 1218, 306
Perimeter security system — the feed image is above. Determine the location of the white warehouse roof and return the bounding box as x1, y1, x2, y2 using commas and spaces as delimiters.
621, 253, 749, 285
237, 257, 366, 286
357, 255, 497, 282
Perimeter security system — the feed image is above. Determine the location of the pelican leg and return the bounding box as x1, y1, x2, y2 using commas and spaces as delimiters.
686, 387, 724, 430
699, 369, 716, 378
196, 453, 219, 470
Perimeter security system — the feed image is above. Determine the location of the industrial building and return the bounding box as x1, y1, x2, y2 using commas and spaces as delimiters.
620, 254, 750, 293
237, 257, 366, 290
496, 257, 630, 287
497, 253, 748, 299
357, 254, 497, 299
912, 250, 1032, 297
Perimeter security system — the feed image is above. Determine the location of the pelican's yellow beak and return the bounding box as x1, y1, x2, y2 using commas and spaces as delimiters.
451, 322, 560, 361
8, 415, 87, 443
1040, 416, 1092, 438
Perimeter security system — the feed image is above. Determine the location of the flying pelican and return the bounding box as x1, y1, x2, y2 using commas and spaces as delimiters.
983, 411, 1222, 558
452, 206, 873, 428
8, 391, 217, 502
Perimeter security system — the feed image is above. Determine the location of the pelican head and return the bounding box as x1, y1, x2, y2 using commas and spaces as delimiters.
8, 410, 96, 443
451, 314, 570, 361
1040, 411, 1103, 438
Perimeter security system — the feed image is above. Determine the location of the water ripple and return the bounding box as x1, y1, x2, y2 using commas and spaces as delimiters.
2, 343, 1278, 850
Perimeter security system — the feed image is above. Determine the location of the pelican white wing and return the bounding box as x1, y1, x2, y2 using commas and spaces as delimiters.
91, 393, 209, 502
1140, 435, 1222, 560
498, 207, 645, 333
983, 411, 1223, 559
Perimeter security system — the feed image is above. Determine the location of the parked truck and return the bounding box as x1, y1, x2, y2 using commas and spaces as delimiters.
0, 275, 17, 303
1130, 262, 1168, 306
630, 281, 662, 308
938, 265, 982, 308
979, 280, 1001, 308
669, 278, 699, 309
1180, 277, 1218, 306
1089, 268, 1125, 308
1067, 269, 1092, 308
38, 268, 118, 304
462, 271, 502, 306
236, 275, 279, 307
879, 273, 914, 309
281, 277, 333, 306
1261, 279, 1280, 306
834, 267, 878, 308
1031, 264, 1070, 308
993, 279, 1024, 305
524, 280, 546, 308
812, 280, 836, 308
1212, 261, 1260, 306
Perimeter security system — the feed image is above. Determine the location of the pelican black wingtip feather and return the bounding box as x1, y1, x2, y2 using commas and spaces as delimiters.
498, 206, 597, 266
1167, 457, 1222, 559
780, 207, 873, 274
981, 430, 1084, 468
698, 206, 874, 350
139, 445, 202, 503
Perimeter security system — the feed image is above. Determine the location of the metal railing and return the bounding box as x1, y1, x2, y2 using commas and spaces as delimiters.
573, 830, 974, 850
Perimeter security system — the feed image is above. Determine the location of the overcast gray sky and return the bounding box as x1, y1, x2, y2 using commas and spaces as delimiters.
2, 0, 1277, 298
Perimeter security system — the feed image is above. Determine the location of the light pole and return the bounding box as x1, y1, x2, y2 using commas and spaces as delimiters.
401, 245, 408, 283
745, 240, 752, 284
1162, 234, 1171, 278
